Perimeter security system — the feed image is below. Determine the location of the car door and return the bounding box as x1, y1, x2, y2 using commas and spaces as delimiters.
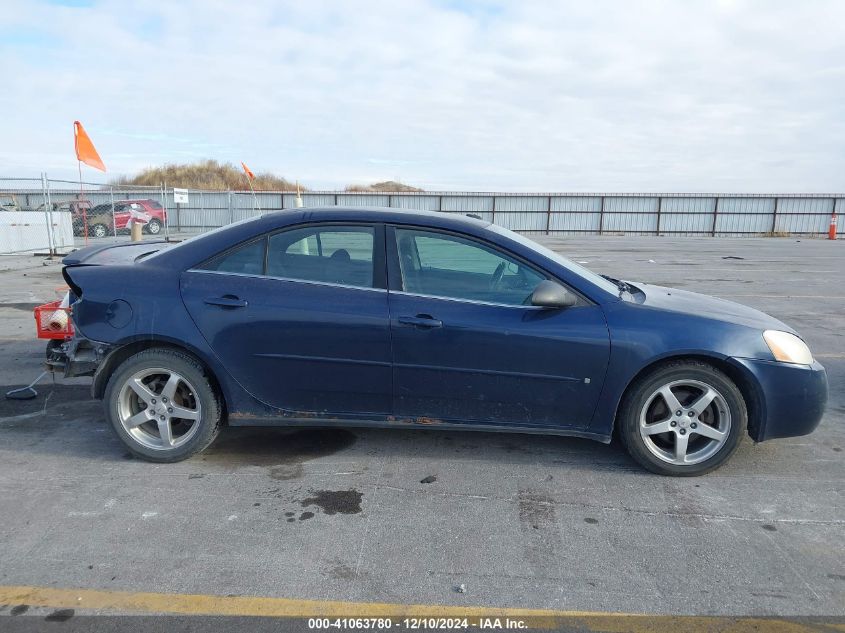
181, 223, 392, 416
387, 226, 610, 429
112, 203, 130, 230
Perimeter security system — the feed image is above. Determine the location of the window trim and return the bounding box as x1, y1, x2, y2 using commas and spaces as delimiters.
191, 221, 387, 291
386, 224, 591, 307
187, 268, 388, 294
391, 289, 547, 310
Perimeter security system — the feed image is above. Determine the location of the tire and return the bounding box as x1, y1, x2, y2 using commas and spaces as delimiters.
144, 218, 162, 235
618, 360, 746, 476
103, 348, 221, 462
90, 223, 108, 238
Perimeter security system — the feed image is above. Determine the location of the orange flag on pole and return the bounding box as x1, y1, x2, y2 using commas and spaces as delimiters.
73, 121, 106, 172
241, 161, 255, 181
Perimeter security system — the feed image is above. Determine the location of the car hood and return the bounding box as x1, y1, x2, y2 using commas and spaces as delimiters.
631, 282, 794, 333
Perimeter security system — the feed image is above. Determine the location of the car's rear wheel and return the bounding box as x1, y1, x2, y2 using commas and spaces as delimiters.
144, 218, 162, 235
104, 349, 221, 462
90, 223, 108, 238
618, 360, 746, 476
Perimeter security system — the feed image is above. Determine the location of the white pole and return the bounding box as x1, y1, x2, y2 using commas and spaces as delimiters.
40, 172, 55, 255
246, 176, 260, 212
109, 186, 117, 238
199, 190, 205, 234
162, 181, 170, 241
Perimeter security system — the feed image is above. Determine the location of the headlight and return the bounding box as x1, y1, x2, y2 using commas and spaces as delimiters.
763, 330, 813, 365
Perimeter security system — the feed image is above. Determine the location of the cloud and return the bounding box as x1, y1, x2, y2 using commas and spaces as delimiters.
0, 0, 843, 191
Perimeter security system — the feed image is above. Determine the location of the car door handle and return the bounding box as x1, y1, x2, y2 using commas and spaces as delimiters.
398, 315, 443, 329
204, 296, 248, 308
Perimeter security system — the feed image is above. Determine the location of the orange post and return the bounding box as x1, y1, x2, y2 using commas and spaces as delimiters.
830, 213, 838, 240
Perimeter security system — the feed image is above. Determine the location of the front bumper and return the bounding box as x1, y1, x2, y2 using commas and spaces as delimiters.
731, 357, 828, 441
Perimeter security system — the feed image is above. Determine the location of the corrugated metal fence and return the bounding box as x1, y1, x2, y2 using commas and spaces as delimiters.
1, 176, 842, 253
65, 188, 845, 237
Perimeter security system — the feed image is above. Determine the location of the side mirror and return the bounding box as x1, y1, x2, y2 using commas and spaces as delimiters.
531, 280, 577, 309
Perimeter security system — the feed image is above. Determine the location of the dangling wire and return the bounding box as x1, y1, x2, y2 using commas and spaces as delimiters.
5, 371, 49, 401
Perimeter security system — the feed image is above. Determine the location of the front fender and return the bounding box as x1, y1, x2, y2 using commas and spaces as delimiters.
588, 301, 776, 436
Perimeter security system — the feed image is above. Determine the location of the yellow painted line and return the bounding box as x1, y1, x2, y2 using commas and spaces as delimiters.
0, 585, 839, 632
0, 585, 615, 618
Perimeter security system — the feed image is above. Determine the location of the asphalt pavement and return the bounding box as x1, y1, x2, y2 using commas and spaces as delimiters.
0, 235, 842, 618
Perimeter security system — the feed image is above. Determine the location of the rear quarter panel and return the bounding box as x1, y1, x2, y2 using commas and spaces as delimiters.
66, 262, 261, 415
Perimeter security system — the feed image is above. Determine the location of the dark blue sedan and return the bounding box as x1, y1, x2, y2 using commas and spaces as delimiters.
54, 207, 828, 475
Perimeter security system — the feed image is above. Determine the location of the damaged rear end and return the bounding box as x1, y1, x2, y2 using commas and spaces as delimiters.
42, 241, 169, 380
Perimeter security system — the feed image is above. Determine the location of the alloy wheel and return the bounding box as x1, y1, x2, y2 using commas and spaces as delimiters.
116, 367, 202, 450
638, 379, 731, 465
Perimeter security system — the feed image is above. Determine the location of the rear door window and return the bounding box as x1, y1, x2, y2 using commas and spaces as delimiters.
200, 239, 266, 276
267, 226, 374, 288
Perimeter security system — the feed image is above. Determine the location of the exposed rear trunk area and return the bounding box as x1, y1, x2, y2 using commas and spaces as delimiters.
62, 241, 167, 298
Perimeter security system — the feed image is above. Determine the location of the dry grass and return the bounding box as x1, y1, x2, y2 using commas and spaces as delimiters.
345, 180, 423, 192
112, 160, 303, 191
114, 162, 424, 193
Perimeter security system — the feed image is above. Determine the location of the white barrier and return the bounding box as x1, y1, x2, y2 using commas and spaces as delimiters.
0, 211, 75, 254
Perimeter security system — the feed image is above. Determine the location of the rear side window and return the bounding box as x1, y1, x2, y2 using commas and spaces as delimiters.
268, 226, 374, 288
200, 239, 265, 276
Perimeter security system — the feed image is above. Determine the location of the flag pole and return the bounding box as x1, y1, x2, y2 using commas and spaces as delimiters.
295, 181, 303, 208
247, 175, 260, 212
78, 159, 88, 246
241, 166, 260, 213
73, 121, 105, 247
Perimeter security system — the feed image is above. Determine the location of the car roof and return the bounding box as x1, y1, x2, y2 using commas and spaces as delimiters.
263, 205, 491, 228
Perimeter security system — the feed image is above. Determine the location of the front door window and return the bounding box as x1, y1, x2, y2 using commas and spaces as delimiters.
395, 228, 545, 305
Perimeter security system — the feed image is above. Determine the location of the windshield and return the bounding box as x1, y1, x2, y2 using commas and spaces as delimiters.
486, 224, 620, 296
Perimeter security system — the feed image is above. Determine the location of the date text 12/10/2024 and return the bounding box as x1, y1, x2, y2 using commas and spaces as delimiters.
307, 618, 530, 630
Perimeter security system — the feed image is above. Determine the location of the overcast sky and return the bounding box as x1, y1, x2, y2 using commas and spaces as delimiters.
2, 0, 844, 191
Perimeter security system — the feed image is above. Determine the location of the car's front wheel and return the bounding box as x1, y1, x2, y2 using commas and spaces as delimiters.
104, 349, 221, 462
90, 223, 108, 238
618, 360, 746, 476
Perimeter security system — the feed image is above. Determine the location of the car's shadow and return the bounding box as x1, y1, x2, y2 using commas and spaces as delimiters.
0, 381, 783, 476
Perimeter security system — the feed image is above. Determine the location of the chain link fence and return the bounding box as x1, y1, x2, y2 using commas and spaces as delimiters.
0, 176, 74, 254
1, 176, 842, 254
